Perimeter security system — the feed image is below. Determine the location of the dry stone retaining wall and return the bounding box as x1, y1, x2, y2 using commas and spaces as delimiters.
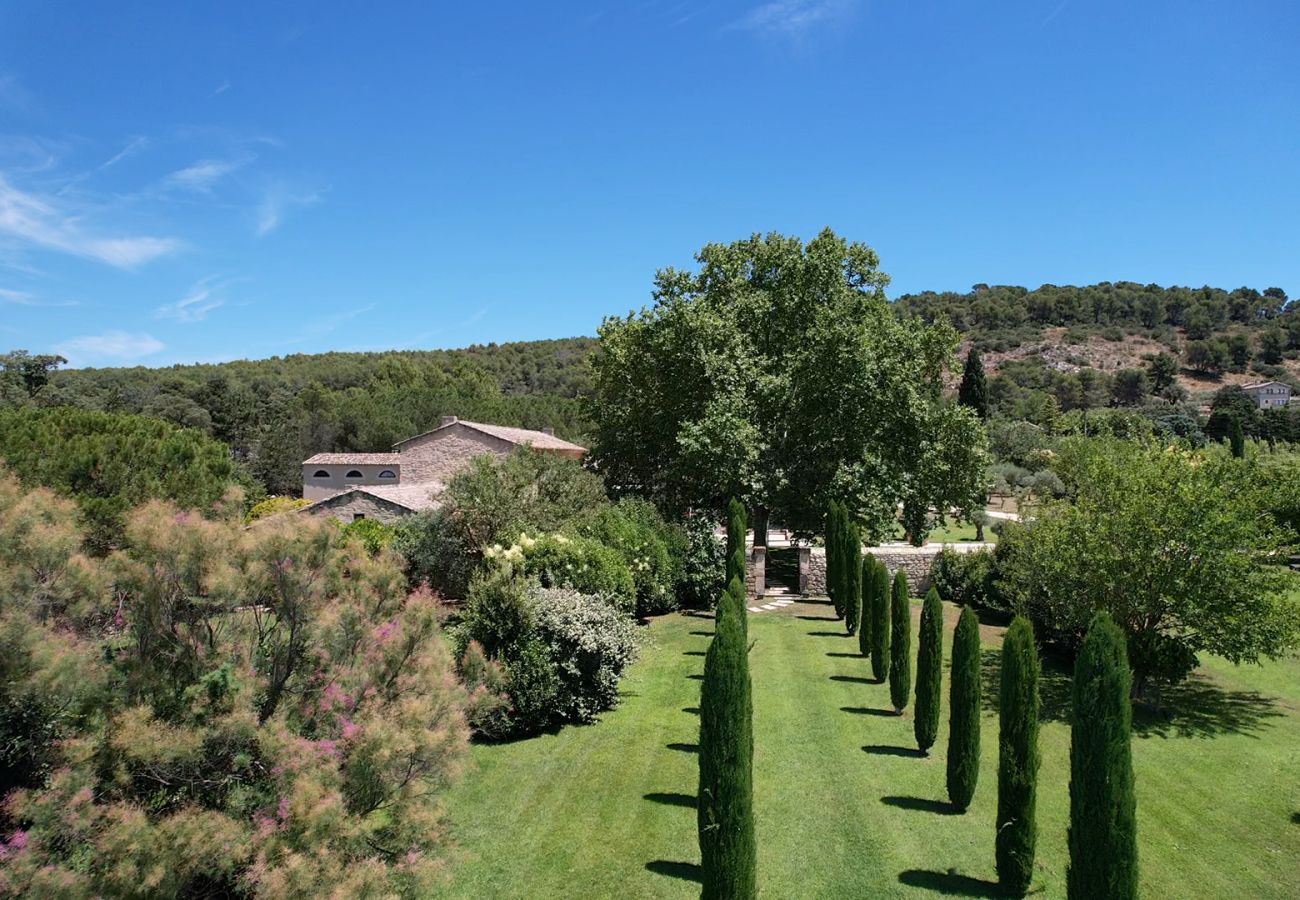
801, 545, 985, 596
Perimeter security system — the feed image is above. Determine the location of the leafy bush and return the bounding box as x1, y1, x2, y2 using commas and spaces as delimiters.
392, 507, 480, 599
244, 495, 311, 523
677, 514, 725, 610
339, 516, 396, 554
454, 573, 638, 736
929, 548, 1005, 614
507, 533, 636, 616
0, 476, 471, 897
581, 498, 682, 616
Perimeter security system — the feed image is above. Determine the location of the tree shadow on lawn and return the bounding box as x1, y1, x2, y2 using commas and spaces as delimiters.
841, 706, 897, 717
645, 860, 702, 884
644, 792, 696, 809
688, 631, 715, 637
862, 744, 926, 758
807, 631, 849, 638
796, 615, 839, 621
682, 706, 700, 715
827, 651, 865, 658
683, 650, 707, 657
686, 674, 705, 681
882, 795, 960, 816
829, 674, 875, 685
897, 869, 1002, 897
980, 648, 1283, 738
666, 742, 699, 753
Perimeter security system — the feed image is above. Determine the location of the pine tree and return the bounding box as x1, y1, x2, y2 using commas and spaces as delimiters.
698, 579, 756, 899
913, 587, 943, 752
958, 347, 989, 420
889, 570, 912, 713
1067, 612, 1138, 900
844, 521, 862, 636
946, 606, 981, 811
726, 498, 747, 588
996, 615, 1041, 896
857, 556, 874, 657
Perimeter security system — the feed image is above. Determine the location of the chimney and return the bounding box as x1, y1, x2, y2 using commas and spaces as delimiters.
440, 415, 458, 428
541, 427, 554, 436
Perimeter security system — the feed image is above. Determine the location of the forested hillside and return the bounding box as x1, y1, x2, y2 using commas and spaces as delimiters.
7, 338, 596, 495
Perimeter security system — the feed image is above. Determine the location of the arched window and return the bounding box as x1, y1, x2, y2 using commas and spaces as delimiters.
378, 469, 397, 479
312, 469, 330, 478
345, 469, 363, 479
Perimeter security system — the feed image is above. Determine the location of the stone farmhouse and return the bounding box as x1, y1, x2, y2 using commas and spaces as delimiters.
300, 415, 586, 523
1241, 381, 1292, 410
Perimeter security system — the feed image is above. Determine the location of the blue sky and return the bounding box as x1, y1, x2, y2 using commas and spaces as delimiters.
1, 1, 1297, 368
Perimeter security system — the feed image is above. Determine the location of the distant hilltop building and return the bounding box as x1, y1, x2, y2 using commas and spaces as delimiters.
300, 415, 586, 523
1241, 381, 1292, 410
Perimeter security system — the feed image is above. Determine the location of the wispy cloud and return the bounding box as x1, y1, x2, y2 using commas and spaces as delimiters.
57, 330, 164, 366
0, 175, 182, 268
155, 275, 228, 323
727, 0, 855, 37
0, 286, 77, 307
100, 136, 150, 170
210, 80, 231, 97
255, 181, 323, 236
163, 153, 254, 193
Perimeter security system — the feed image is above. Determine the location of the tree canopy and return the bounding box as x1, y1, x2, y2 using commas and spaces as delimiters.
588, 228, 987, 537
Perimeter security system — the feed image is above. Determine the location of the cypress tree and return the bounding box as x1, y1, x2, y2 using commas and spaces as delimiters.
844, 521, 862, 635
857, 556, 874, 657
870, 560, 891, 682
946, 606, 981, 811
996, 616, 1041, 897
698, 580, 756, 899
826, 501, 844, 618
728, 575, 748, 640
913, 586, 943, 753
1229, 417, 1245, 458
889, 570, 912, 713
726, 498, 747, 588
1067, 612, 1138, 900
958, 347, 989, 420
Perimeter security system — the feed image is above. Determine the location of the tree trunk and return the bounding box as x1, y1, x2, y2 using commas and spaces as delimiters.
753, 506, 769, 548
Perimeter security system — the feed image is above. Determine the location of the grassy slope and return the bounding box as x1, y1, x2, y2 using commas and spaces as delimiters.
436, 602, 1300, 898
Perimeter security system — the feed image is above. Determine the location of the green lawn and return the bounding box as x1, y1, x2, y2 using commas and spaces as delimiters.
434, 601, 1300, 898
887, 521, 994, 544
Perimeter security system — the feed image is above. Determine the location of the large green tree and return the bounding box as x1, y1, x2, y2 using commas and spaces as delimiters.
589, 229, 987, 539
997, 437, 1300, 691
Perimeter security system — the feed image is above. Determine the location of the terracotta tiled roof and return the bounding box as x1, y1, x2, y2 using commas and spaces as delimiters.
306, 482, 443, 513
303, 452, 401, 466
394, 418, 587, 453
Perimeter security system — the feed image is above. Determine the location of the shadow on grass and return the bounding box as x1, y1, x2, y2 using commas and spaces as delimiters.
688, 631, 715, 637
796, 615, 838, 622
666, 742, 699, 753
827, 651, 864, 658
687, 674, 704, 681
807, 631, 848, 638
644, 792, 696, 809
882, 795, 959, 815
682, 706, 700, 715
980, 648, 1284, 737
1292, 811, 1300, 825
841, 706, 897, 717
646, 860, 702, 884
683, 650, 707, 657
829, 675, 874, 685
898, 869, 1002, 897
863, 744, 925, 758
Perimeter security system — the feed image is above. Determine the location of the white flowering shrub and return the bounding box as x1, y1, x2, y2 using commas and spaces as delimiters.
529, 587, 639, 724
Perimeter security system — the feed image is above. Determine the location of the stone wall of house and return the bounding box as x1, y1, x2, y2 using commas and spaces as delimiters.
803, 546, 940, 596
398, 426, 513, 483
303, 491, 412, 525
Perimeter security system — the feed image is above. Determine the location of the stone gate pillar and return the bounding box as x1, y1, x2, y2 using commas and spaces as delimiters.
747, 546, 766, 599
797, 546, 811, 595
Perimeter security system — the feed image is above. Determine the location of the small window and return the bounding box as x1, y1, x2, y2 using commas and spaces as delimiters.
378, 469, 397, 479
353, 513, 366, 521
345, 469, 363, 479
312, 469, 330, 478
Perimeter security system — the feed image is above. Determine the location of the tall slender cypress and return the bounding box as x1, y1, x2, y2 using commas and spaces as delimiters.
698, 580, 756, 898
1067, 612, 1138, 900
958, 346, 989, 419
913, 587, 943, 752
844, 521, 862, 635
857, 556, 874, 657
826, 501, 844, 618
728, 575, 748, 640
870, 561, 891, 682
996, 616, 1041, 896
946, 607, 981, 811
889, 570, 912, 713
726, 498, 747, 589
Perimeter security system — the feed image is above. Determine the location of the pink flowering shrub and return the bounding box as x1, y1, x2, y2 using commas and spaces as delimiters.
0, 472, 470, 898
